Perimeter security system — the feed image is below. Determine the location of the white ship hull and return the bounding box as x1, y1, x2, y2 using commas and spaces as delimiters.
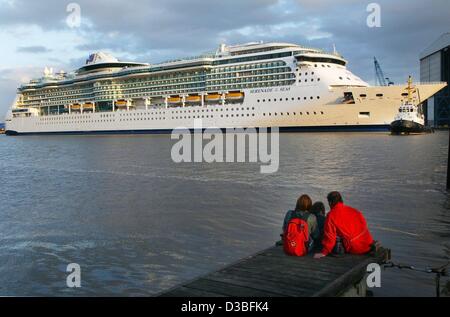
5, 83, 446, 135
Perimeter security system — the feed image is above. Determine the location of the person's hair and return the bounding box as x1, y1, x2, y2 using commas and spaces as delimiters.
327, 191, 343, 207
310, 201, 326, 216
295, 194, 312, 212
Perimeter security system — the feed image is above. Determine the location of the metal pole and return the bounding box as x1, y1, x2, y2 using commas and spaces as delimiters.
448, 127, 450, 189
436, 273, 441, 297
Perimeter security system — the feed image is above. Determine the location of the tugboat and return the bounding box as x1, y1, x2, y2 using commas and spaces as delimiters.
390, 76, 433, 135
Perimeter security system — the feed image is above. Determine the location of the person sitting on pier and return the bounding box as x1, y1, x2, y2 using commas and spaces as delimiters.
314, 191, 374, 259
310, 201, 326, 250
282, 194, 320, 255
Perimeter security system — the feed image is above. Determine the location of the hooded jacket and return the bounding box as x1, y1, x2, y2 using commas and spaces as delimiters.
321, 202, 373, 255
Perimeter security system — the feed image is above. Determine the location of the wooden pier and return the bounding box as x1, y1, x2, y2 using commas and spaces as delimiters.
158, 245, 390, 297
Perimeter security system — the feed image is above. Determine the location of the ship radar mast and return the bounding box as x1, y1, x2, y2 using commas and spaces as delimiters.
406, 75, 416, 104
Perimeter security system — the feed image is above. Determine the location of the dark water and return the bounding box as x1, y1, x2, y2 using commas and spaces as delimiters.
0, 131, 449, 296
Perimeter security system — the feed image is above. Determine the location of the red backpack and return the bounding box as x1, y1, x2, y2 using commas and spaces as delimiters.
283, 217, 309, 256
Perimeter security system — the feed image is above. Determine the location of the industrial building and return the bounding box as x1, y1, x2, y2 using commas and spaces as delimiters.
420, 33, 450, 127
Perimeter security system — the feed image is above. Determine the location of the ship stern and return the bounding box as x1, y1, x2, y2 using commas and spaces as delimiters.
4, 110, 17, 135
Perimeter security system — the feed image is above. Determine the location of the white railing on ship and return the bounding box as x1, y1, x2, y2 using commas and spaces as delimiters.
376, 81, 447, 87
415, 81, 447, 85
160, 54, 216, 64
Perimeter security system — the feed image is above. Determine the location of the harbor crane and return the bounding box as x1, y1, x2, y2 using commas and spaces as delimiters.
374, 57, 394, 86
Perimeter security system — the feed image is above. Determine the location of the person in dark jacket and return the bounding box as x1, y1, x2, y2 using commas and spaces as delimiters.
282, 194, 320, 252
310, 201, 326, 250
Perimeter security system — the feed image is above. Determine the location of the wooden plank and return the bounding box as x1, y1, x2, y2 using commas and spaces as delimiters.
157, 245, 391, 297
237, 254, 356, 276
214, 266, 332, 292
312, 248, 390, 297
258, 248, 364, 266
259, 250, 364, 268
186, 278, 285, 297
163, 286, 227, 297
254, 253, 358, 270
228, 252, 349, 275
226, 264, 343, 285
204, 274, 310, 297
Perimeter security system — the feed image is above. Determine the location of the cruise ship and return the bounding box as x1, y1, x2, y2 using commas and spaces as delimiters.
4, 42, 447, 135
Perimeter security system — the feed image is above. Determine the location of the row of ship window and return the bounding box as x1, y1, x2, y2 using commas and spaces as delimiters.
26, 87, 91, 97
296, 70, 322, 83
22, 54, 291, 92
114, 67, 290, 89
299, 69, 355, 82
94, 65, 287, 89
120, 113, 258, 121
38, 120, 115, 124
89, 81, 295, 101
114, 75, 294, 93
25, 92, 93, 101
114, 62, 288, 86
37, 112, 322, 125
24, 64, 290, 98
30, 64, 289, 97
37, 109, 325, 124
41, 107, 258, 119
208, 81, 295, 91
33, 78, 316, 102
257, 96, 321, 102
29, 76, 287, 102
263, 111, 324, 116
121, 74, 205, 85
97, 67, 291, 90
208, 67, 290, 79
118, 77, 206, 88
26, 80, 295, 104
298, 78, 320, 83
210, 62, 286, 73
297, 73, 353, 83
301, 64, 333, 70
172, 107, 256, 113
207, 75, 294, 86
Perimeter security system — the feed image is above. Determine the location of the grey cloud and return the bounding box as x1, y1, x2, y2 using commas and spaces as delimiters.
0, 0, 449, 119
0, 0, 67, 29
72, 0, 448, 83
0, 77, 17, 119
306, 0, 450, 83
0, 67, 43, 119
17, 45, 52, 53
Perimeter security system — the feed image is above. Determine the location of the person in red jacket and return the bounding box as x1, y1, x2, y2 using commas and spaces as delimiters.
314, 191, 374, 259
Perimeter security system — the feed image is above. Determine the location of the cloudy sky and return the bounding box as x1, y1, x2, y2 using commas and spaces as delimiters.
0, 0, 448, 119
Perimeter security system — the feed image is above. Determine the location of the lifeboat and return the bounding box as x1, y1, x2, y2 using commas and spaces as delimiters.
168, 96, 182, 104
71, 103, 81, 110
185, 95, 201, 103
225, 91, 244, 100
83, 102, 94, 109
205, 93, 222, 102
115, 100, 128, 107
